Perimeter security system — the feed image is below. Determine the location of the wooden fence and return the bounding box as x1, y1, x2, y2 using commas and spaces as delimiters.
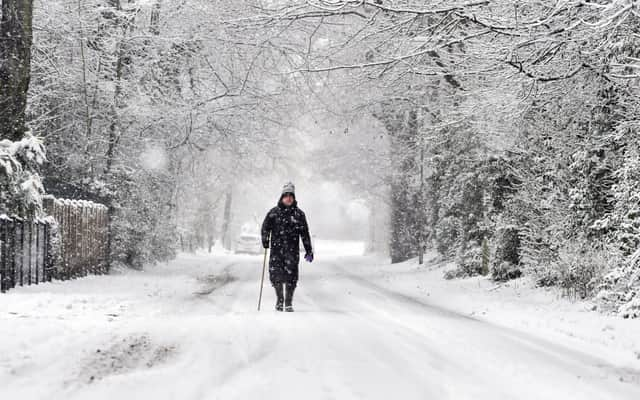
0, 216, 53, 292
44, 197, 109, 279
0, 197, 109, 292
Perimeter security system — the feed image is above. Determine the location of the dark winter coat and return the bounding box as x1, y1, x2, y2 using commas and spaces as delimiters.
261, 198, 312, 285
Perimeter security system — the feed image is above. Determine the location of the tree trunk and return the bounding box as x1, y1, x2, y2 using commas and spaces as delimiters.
150, 0, 161, 35
366, 202, 376, 254
220, 186, 233, 250
0, 0, 34, 140
207, 215, 216, 253
417, 145, 426, 264
103, 0, 130, 269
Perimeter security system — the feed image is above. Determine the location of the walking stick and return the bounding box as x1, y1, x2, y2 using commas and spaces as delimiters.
257, 241, 269, 311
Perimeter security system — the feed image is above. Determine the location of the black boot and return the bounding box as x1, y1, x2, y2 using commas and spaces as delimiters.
284, 283, 296, 312
274, 283, 284, 311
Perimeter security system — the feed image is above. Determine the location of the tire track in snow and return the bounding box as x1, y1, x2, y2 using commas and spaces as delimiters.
185, 259, 287, 399
299, 268, 515, 400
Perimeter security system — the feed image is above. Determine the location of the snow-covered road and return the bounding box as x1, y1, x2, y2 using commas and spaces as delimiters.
2, 241, 640, 400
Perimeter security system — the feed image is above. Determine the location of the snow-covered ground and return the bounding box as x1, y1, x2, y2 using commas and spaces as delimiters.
1, 240, 640, 400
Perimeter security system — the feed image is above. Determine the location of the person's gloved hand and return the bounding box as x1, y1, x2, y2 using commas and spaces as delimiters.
304, 252, 314, 263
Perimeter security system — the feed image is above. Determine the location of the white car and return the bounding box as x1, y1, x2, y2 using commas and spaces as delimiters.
235, 233, 263, 255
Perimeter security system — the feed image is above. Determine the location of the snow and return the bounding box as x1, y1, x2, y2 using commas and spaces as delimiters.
139, 145, 168, 171
1, 240, 640, 399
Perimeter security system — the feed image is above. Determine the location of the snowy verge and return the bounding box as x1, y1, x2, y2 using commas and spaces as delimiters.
0, 251, 244, 399
343, 251, 640, 370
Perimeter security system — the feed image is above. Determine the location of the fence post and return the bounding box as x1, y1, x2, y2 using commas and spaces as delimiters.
83, 206, 88, 275
64, 202, 70, 279
28, 220, 33, 285
17, 218, 24, 286
0, 218, 6, 292
34, 220, 39, 285
9, 218, 16, 289
43, 222, 49, 282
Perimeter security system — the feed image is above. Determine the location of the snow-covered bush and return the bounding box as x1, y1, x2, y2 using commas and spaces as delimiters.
430, 157, 493, 260
619, 297, 640, 319
597, 247, 640, 316
0, 133, 47, 215
435, 216, 461, 258
490, 225, 522, 281
108, 166, 178, 270
607, 147, 640, 255
542, 240, 612, 300
445, 245, 483, 280
492, 261, 522, 282
431, 155, 519, 280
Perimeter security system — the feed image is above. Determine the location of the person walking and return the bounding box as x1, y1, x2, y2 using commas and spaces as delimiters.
261, 182, 313, 312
